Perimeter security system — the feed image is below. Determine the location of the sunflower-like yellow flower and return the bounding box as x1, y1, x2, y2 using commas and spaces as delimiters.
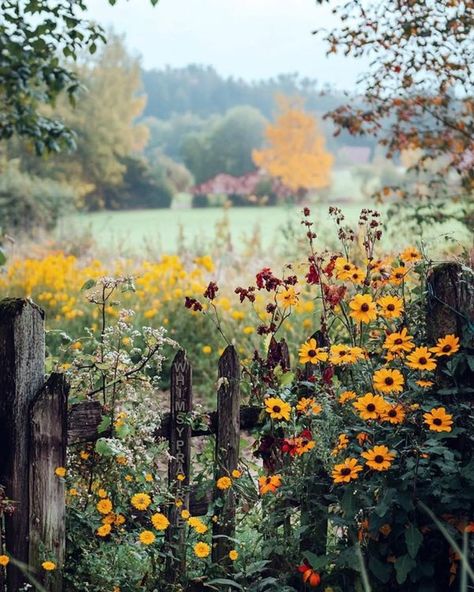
258, 475, 282, 494
349, 267, 365, 284
353, 393, 388, 420
400, 246, 422, 263
373, 368, 405, 394
194, 542, 211, 558
296, 397, 321, 415
277, 286, 299, 308
188, 517, 208, 534
331, 458, 363, 483
416, 379, 434, 388
42, 561, 56, 571
330, 345, 364, 365
331, 434, 349, 456
389, 266, 409, 285
377, 295, 404, 319
383, 328, 415, 354
216, 476, 232, 490
151, 512, 170, 531
339, 390, 357, 404
423, 407, 453, 432
139, 530, 156, 545
430, 334, 460, 357
264, 397, 291, 421
229, 549, 239, 561
54, 467, 66, 478
298, 338, 328, 364
131, 493, 152, 511
0, 555, 9, 567
406, 347, 437, 371
295, 437, 315, 456
335, 257, 355, 280
96, 499, 113, 515
362, 445, 395, 471
97, 523, 112, 537
381, 404, 406, 425
349, 294, 377, 323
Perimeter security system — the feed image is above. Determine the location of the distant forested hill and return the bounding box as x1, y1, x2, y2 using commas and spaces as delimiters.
141, 64, 346, 119
141, 64, 377, 156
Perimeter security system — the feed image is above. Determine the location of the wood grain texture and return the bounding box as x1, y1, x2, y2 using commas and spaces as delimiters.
29, 373, 68, 591
166, 350, 192, 581
68, 400, 104, 444
212, 345, 241, 566
0, 298, 45, 591
427, 262, 474, 343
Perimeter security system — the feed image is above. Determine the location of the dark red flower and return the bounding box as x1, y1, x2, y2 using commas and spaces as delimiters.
322, 366, 334, 385
184, 297, 203, 312
235, 286, 256, 303
323, 258, 336, 278
306, 263, 320, 285
203, 281, 218, 300
256, 268, 282, 291
323, 284, 347, 308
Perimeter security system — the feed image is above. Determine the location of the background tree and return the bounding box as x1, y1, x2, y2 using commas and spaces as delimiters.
252, 95, 334, 196
12, 35, 150, 210
0, 0, 158, 153
315, 0, 474, 226
181, 106, 266, 184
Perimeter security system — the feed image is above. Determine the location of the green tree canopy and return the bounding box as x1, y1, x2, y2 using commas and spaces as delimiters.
0, 0, 158, 152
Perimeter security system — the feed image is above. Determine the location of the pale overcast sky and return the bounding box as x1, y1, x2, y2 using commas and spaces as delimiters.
88, 0, 366, 88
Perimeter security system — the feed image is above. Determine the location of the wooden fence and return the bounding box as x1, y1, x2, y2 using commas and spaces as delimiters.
0, 297, 264, 592
0, 261, 472, 591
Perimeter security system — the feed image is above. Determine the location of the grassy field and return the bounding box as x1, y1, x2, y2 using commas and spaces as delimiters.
59, 202, 470, 255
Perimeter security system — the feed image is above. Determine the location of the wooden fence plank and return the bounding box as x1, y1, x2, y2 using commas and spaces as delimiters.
29, 373, 68, 591
0, 298, 45, 591
67, 400, 105, 444
166, 350, 193, 582
212, 345, 241, 566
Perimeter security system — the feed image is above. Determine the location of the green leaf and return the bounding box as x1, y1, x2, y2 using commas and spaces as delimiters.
0, 247, 6, 266
405, 524, 423, 557
97, 415, 112, 434
279, 371, 295, 387
369, 556, 392, 583
81, 278, 96, 291
205, 578, 244, 590
394, 554, 416, 584
341, 485, 356, 518
95, 438, 114, 456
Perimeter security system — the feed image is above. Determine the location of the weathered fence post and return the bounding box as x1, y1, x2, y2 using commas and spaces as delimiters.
427, 262, 474, 344
212, 345, 241, 566
166, 350, 192, 581
0, 298, 45, 591
29, 373, 68, 592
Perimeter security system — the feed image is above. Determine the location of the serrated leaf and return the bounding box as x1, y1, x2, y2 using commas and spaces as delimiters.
405, 524, 423, 558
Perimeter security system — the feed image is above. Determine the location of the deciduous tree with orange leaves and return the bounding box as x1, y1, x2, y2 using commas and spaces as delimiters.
252, 96, 334, 198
